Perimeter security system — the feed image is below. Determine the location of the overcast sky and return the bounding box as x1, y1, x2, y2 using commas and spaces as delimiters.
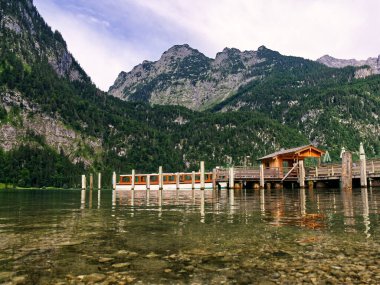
34, 0, 380, 91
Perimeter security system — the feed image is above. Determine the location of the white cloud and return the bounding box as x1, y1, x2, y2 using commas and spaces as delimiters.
34, 0, 380, 90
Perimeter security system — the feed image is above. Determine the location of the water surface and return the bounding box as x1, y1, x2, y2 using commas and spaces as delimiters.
1, 188, 380, 284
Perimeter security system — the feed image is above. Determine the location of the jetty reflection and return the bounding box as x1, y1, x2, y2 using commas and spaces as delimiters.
74, 187, 380, 236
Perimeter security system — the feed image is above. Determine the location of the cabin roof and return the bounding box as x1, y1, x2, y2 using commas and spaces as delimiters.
258, 144, 325, 160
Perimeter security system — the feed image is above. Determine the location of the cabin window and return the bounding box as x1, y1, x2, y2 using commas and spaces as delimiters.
135, 177, 139, 182
195, 175, 200, 181
169, 175, 175, 182
185, 175, 191, 181
122, 177, 131, 183
151, 176, 158, 182
141, 176, 146, 182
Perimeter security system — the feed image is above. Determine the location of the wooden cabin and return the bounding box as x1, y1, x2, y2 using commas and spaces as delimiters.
259, 145, 325, 173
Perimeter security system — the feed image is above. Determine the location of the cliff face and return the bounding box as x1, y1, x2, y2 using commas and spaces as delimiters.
109, 45, 270, 110
0, 0, 87, 81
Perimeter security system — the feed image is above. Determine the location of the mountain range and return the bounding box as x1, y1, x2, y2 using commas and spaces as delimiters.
0, 0, 379, 188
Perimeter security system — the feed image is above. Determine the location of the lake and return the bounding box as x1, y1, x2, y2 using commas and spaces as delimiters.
0, 188, 380, 284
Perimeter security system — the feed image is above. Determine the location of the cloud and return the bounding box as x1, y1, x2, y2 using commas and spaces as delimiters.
34, 0, 380, 90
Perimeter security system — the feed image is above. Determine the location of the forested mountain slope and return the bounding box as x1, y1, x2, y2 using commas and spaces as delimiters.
0, 0, 309, 188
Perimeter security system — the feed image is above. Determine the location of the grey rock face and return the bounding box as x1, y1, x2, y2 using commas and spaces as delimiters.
0, 91, 101, 166
108, 45, 266, 110
1, 1, 85, 82
317, 54, 380, 77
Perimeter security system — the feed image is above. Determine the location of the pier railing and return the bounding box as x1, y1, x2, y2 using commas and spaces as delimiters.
216, 166, 299, 181
306, 159, 380, 179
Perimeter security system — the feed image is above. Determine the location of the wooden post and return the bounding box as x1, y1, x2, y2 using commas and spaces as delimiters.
98, 173, 101, 190
112, 171, 116, 190
90, 174, 93, 191
360, 143, 367, 188
315, 166, 318, 177
200, 161, 205, 190
81, 174, 86, 190
212, 168, 216, 190
146, 174, 150, 190
341, 151, 352, 190
371, 161, 375, 173
191, 171, 195, 189
331, 166, 334, 176
299, 160, 305, 188
229, 167, 234, 189
259, 164, 265, 189
176, 172, 180, 190
159, 166, 163, 190
131, 169, 135, 190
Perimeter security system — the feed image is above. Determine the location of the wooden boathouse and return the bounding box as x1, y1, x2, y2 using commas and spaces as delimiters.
214, 144, 380, 190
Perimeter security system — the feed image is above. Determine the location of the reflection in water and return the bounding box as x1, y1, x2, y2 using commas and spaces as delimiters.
228, 189, 235, 223
2, 187, 380, 285
158, 189, 163, 218
102, 188, 380, 236
260, 189, 265, 216
89, 189, 93, 209
200, 190, 205, 223
341, 189, 355, 229
299, 188, 306, 216
80, 189, 86, 209
146, 189, 150, 206
361, 188, 370, 237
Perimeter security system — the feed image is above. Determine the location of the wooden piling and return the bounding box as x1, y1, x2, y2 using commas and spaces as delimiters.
191, 171, 195, 189
90, 174, 93, 191
229, 167, 234, 189
81, 174, 86, 190
98, 173, 101, 190
176, 172, 180, 190
212, 168, 216, 190
341, 151, 352, 190
360, 143, 367, 188
159, 166, 163, 190
299, 160, 305, 188
259, 164, 265, 189
200, 161, 205, 190
146, 174, 150, 190
131, 169, 135, 190
112, 171, 116, 190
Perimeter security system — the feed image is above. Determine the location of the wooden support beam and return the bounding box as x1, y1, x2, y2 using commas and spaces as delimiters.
212, 169, 216, 190
131, 169, 135, 191
229, 167, 234, 189
200, 161, 205, 190
360, 143, 367, 188
341, 151, 352, 190
159, 166, 163, 190
90, 174, 93, 190
299, 160, 305, 188
191, 171, 195, 190
176, 172, 180, 190
112, 172, 116, 190
259, 164, 265, 189
98, 173, 101, 190
81, 174, 86, 190
146, 174, 150, 190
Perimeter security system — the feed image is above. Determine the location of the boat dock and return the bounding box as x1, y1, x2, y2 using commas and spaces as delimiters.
82, 144, 380, 191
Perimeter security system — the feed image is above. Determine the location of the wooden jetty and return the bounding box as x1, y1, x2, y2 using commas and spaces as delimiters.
215, 144, 380, 190
81, 144, 380, 191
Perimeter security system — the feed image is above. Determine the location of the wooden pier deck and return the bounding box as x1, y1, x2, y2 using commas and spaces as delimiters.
215, 158, 380, 189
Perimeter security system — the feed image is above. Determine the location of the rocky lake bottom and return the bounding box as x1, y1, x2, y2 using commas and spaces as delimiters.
0, 188, 380, 284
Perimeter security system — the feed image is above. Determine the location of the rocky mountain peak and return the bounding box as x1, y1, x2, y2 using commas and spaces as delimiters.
317, 54, 380, 78
160, 44, 203, 61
